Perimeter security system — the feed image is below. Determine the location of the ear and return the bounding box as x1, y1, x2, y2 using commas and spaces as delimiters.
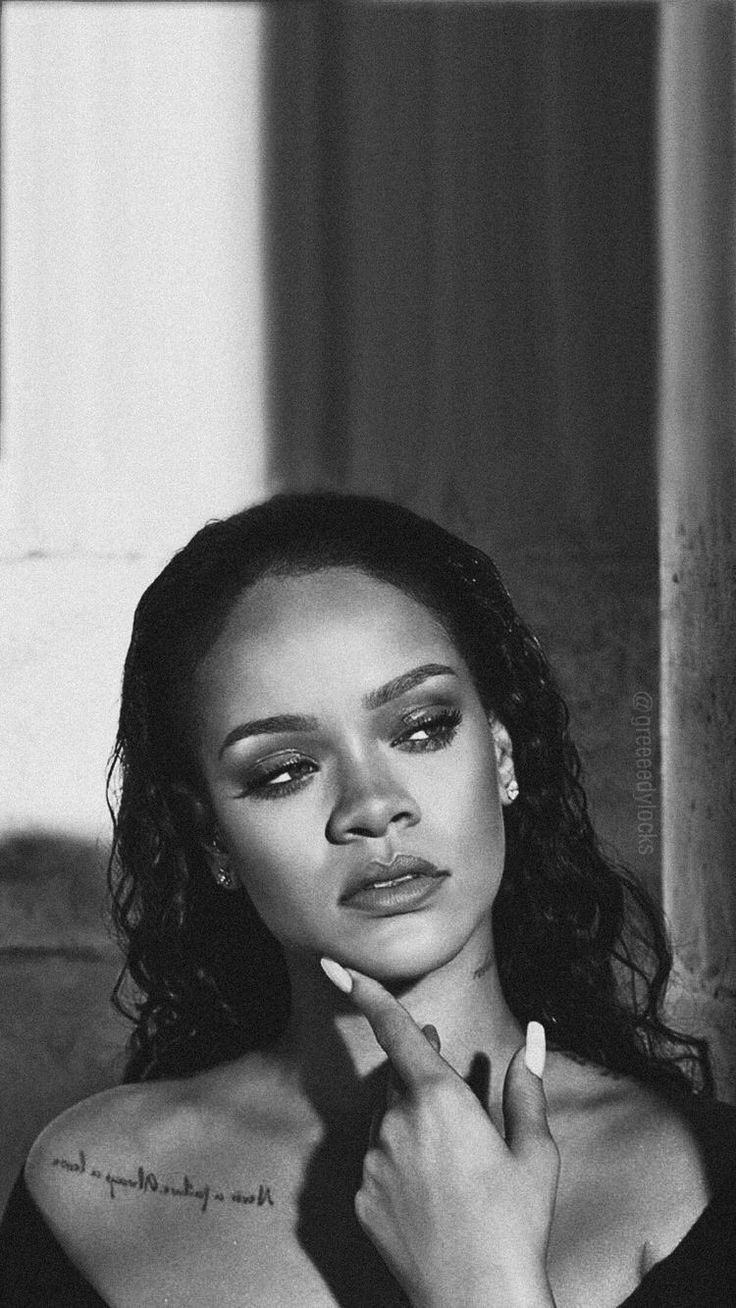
170, 780, 213, 838
488, 716, 519, 806
171, 783, 237, 890
201, 835, 237, 891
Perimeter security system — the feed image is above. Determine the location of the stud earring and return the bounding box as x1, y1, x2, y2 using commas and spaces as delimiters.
506, 778, 520, 802
211, 836, 233, 889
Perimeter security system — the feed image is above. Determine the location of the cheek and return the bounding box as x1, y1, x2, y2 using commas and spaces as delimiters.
436, 736, 504, 839
216, 805, 325, 937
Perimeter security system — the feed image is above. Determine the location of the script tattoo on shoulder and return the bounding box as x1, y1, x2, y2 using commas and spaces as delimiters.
51, 1150, 274, 1214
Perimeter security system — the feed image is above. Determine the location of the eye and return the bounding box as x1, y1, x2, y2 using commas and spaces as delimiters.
393, 707, 462, 753
239, 754, 317, 800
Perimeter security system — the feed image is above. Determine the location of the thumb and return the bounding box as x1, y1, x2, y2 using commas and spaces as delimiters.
503, 1023, 557, 1168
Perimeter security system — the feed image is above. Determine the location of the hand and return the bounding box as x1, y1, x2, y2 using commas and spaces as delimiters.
321, 959, 560, 1308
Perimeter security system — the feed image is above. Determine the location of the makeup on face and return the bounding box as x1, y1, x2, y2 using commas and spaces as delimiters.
225, 692, 463, 807
218, 662, 459, 756
338, 853, 450, 916
194, 569, 508, 979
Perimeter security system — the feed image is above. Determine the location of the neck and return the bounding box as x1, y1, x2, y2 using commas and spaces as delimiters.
268, 928, 524, 1130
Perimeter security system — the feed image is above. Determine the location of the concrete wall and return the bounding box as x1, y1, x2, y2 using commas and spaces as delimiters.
659, 1, 736, 1098
264, 3, 662, 896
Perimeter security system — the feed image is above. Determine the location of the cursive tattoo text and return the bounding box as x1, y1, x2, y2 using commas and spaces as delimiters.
51, 1151, 274, 1214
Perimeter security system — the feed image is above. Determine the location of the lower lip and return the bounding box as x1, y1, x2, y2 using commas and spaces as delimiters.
341, 873, 448, 915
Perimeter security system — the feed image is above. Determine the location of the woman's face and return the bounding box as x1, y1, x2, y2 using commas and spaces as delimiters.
194, 568, 515, 982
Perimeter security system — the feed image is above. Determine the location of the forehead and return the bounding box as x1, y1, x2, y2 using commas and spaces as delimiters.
195, 568, 459, 712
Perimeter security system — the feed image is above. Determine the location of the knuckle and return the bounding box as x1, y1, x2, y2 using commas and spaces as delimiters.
362, 1148, 381, 1182
419, 1073, 459, 1113
354, 1187, 374, 1230
375, 1122, 393, 1154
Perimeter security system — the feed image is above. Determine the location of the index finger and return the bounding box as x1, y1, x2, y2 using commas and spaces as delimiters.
320, 957, 446, 1088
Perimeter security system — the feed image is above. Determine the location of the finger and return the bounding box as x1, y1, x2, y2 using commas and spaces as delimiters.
350, 970, 444, 1087
502, 1024, 558, 1167
375, 1024, 439, 1136
368, 1093, 385, 1149
320, 958, 446, 1088
374, 1023, 438, 1140
368, 1027, 435, 1149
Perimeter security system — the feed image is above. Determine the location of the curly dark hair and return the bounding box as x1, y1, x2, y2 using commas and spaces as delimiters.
107, 491, 712, 1093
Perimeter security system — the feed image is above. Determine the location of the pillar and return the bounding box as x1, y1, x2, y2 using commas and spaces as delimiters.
659, 1, 736, 1099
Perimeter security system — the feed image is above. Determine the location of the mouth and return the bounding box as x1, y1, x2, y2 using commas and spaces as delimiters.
339, 855, 449, 915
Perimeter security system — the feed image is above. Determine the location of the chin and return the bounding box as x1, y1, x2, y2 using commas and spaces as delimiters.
339, 918, 476, 985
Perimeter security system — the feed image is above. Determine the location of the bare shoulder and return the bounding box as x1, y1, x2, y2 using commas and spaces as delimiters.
546, 1057, 734, 1302
600, 1077, 736, 1199
22, 1058, 302, 1305
549, 1055, 733, 1251
24, 1052, 297, 1257
552, 1055, 728, 1190
24, 1079, 197, 1244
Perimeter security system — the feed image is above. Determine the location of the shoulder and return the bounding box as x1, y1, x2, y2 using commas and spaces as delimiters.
574, 1064, 732, 1191
550, 1054, 734, 1171
611, 1083, 736, 1200
24, 1079, 201, 1265
23, 1052, 298, 1252
21, 1060, 301, 1303
547, 1059, 736, 1298
552, 1056, 735, 1235
25, 1078, 197, 1184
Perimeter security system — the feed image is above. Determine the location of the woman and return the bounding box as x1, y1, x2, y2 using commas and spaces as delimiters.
1, 491, 734, 1306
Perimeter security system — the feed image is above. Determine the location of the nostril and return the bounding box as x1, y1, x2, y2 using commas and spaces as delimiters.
326, 792, 420, 844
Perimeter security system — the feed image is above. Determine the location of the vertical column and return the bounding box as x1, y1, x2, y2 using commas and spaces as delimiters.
659, 2, 736, 1099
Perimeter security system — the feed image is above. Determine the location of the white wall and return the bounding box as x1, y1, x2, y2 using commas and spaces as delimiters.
1, 1, 267, 842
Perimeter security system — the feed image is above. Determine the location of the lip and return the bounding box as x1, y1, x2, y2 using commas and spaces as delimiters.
339, 854, 449, 915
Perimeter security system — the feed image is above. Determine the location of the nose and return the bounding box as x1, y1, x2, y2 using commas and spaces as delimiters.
325, 753, 421, 844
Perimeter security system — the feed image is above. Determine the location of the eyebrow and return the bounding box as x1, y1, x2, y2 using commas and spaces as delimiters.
361, 662, 457, 711
218, 662, 457, 757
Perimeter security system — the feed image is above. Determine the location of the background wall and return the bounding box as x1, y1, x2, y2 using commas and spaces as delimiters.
1, 0, 734, 1211
264, 2, 661, 891
0, 0, 266, 1206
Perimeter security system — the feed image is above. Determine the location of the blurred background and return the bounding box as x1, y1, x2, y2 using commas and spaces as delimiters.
1, 1, 734, 1207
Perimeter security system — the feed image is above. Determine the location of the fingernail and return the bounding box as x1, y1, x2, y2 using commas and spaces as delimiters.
525, 1020, 546, 1078
320, 957, 353, 994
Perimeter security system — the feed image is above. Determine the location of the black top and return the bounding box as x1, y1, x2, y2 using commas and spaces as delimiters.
1, 1169, 735, 1306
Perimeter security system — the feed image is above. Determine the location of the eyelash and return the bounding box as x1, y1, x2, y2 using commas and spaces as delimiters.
393, 707, 462, 753
240, 707, 463, 801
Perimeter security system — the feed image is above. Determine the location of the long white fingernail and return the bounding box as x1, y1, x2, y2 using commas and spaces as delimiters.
525, 1021, 546, 1078
320, 957, 353, 994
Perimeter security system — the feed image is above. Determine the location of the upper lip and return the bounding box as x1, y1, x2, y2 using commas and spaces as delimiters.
339, 854, 446, 903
